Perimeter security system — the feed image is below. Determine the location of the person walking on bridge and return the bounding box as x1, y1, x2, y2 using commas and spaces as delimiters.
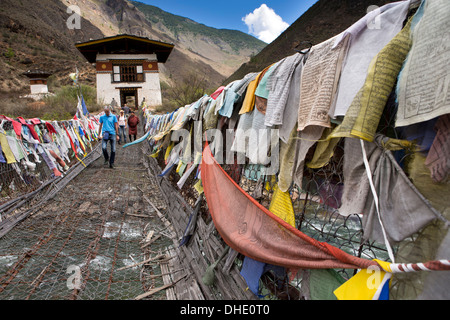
127, 110, 140, 142
122, 103, 131, 116
117, 109, 127, 145
98, 105, 119, 169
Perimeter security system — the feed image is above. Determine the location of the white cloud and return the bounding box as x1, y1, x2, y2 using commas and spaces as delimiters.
242, 4, 289, 43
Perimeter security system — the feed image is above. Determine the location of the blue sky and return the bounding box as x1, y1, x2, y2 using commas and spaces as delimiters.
135, 1, 319, 43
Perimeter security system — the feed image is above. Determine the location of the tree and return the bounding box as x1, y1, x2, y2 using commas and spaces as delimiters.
166, 73, 208, 107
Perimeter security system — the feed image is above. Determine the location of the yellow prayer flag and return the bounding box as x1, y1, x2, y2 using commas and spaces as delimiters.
176, 160, 183, 173
239, 78, 259, 115
0, 132, 17, 164
269, 184, 296, 227
165, 142, 174, 161
334, 265, 390, 300
150, 151, 159, 158
238, 63, 273, 116
194, 179, 204, 195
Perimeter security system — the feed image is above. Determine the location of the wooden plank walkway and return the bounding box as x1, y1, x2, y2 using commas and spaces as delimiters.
0, 122, 254, 300
142, 145, 255, 300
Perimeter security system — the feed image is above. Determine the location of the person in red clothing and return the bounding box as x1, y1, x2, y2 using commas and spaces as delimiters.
127, 110, 140, 142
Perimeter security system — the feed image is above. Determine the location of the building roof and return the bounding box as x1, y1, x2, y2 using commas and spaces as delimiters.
75, 34, 175, 63
22, 69, 52, 79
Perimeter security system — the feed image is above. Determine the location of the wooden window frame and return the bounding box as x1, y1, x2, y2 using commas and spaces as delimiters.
112, 64, 144, 83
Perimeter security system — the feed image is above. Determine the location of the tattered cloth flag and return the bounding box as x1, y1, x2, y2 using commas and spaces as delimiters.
81, 95, 89, 116
201, 142, 377, 270
122, 130, 150, 148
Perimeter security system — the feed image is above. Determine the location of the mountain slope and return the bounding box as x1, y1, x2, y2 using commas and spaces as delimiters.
131, 1, 266, 80
0, 0, 105, 92
56, 0, 235, 89
0, 0, 265, 94
226, 0, 400, 83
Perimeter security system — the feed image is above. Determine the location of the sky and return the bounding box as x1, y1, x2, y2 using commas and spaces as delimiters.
136, 1, 319, 43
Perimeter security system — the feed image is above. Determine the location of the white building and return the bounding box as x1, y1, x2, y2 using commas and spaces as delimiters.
75, 34, 174, 109
21, 70, 54, 101
23, 70, 51, 94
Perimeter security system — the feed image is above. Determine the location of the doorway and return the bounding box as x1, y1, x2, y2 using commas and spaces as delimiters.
119, 87, 139, 111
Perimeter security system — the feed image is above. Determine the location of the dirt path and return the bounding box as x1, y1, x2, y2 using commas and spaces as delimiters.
0, 129, 173, 300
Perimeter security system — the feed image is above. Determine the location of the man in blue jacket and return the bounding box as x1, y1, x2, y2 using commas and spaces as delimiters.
98, 105, 119, 169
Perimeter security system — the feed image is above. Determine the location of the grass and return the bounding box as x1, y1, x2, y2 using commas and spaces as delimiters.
3, 48, 15, 59
0, 84, 103, 121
